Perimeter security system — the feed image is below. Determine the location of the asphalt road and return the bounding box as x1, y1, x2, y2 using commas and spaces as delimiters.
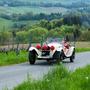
0, 52, 90, 90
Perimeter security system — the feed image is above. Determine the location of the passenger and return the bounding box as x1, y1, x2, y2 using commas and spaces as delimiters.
62, 39, 70, 55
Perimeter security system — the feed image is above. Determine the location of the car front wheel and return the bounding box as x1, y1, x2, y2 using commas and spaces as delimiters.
29, 51, 36, 65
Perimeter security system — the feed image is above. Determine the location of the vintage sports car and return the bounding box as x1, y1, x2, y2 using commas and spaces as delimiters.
28, 38, 75, 64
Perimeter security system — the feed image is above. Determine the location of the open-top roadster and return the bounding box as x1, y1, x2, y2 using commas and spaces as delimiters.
28, 38, 75, 64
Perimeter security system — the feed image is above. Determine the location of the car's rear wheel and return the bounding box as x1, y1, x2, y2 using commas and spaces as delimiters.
55, 51, 61, 64
70, 49, 75, 62
60, 50, 65, 61
47, 59, 52, 64
29, 51, 36, 65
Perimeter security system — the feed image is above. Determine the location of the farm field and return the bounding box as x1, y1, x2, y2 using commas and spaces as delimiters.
0, 6, 68, 14
76, 42, 90, 48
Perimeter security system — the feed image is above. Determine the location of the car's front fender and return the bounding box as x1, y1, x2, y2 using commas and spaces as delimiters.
29, 47, 40, 55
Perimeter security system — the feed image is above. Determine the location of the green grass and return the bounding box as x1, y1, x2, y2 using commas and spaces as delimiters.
14, 65, 90, 90
76, 48, 90, 52
0, 50, 28, 66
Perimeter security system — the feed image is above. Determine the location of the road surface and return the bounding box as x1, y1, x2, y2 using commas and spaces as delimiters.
0, 52, 90, 90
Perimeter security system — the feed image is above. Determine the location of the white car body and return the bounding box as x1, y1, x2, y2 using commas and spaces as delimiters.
28, 38, 75, 64
29, 42, 75, 59
29, 42, 61, 59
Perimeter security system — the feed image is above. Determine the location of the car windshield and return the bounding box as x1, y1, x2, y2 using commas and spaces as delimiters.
45, 38, 63, 44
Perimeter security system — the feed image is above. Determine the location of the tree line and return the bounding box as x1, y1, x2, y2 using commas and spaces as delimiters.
0, 12, 90, 46
1, 12, 90, 28
0, 19, 90, 46
0, 13, 62, 21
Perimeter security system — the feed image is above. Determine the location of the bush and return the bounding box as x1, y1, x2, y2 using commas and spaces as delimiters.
16, 31, 28, 43
0, 31, 12, 45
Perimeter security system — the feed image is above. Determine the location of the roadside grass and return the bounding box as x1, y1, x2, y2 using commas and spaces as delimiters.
76, 48, 90, 52
0, 50, 28, 66
14, 65, 90, 90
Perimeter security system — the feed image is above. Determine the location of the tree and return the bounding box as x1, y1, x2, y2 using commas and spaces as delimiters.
60, 25, 75, 34
0, 31, 11, 45
28, 27, 48, 43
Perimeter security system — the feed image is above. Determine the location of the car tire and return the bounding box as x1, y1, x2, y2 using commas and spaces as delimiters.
29, 51, 36, 65
55, 51, 61, 64
60, 50, 64, 61
70, 48, 75, 62
47, 59, 51, 64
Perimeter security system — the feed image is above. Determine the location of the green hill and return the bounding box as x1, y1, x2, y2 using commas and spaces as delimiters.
0, 18, 13, 31
0, 18, 37, 32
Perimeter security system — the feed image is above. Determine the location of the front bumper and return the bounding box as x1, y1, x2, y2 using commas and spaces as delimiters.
37, 55, 53, 60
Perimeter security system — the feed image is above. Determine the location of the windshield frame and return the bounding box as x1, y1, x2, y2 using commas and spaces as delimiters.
45, 37, 63, 44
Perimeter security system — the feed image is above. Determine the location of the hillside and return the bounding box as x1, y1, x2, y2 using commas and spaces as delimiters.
0, 18, 13, 31
0, 0, 90, 4
0, 0, 90, 15
0, 0, 90, 31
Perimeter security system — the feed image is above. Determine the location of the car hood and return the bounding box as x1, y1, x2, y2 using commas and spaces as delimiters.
48, 42, 62, 49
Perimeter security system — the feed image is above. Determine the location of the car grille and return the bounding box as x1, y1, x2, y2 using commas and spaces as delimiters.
41, 51, 50, 56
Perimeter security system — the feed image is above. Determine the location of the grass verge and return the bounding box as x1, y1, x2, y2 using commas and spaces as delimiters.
0, 50, 28, 66
14, 65, 90, 90
76, 48, 90, 52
